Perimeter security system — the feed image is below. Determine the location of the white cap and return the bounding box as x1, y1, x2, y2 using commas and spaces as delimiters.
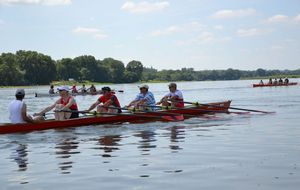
138, 84, 149, 89
15, 89, 25, 95
57, 86, 70, 91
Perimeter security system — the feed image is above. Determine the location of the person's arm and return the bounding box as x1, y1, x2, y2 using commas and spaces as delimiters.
21, 103, 34, 123
156, 94, 169, 105
34, 101, 57, 116
127, 94, 140, 107
86, 100, 100, 111
103, 97, 115, 107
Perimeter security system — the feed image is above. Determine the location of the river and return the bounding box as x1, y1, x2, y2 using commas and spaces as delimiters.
0, 79, 300, 190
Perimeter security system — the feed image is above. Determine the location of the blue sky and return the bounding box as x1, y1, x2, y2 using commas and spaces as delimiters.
0, 0, 300, 70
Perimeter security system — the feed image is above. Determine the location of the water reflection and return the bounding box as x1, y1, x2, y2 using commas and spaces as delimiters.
55, 137, 80, 174
9, 143, 29, 184
134, 130, 157, 155
97, 135, 121, 158
11, 144, 28, 172
169, 126, 185, 152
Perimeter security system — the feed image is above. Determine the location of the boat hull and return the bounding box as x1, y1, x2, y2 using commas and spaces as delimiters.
253, 82, 298, 87
0, 100, 231, 134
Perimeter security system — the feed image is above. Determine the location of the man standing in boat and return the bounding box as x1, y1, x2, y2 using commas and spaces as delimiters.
86, 86, 121, 113
156, 82, 184, 108
127, 84, 156, 111
34, 86, 79, 120
9, 89, 39, 123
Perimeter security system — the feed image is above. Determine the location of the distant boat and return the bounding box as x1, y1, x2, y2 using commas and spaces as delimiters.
253, 82, 298, 88
35, 90, 124, 97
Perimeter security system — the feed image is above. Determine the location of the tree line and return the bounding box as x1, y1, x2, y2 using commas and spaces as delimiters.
0, 50, 299, 86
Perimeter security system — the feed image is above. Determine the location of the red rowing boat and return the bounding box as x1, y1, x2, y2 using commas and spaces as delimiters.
0, 101, 231, 134
253, 82, 298, 87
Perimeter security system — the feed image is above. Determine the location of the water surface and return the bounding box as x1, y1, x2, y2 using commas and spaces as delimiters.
1, 80, 300, 190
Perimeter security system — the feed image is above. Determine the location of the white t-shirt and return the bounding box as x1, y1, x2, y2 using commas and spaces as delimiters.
164, 90, 183, 99
9, 100, 25, 123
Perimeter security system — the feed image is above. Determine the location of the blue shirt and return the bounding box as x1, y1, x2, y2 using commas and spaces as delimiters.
134, 91, 156, 109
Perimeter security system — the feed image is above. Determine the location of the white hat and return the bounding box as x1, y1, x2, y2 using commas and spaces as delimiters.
15, 89, 25, 95
57, 86, 70, 91
138, 84, 149, 89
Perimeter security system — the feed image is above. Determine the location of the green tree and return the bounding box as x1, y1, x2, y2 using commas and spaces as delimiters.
125, 60, 143, 82
16, 50, 56, 84
56, 58, 80, 80
0, 55, 24, 85
73, 55, 98, 81
141, 67, 157, 81
102, 58, 125, 83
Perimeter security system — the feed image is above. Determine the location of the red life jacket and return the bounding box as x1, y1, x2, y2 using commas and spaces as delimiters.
60, 96, 78, 110
98, 93, 121, 108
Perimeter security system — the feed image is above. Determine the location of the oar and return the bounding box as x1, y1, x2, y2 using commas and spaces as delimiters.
141, 104, 250, 115
56, 110, 183, 122
102, 106, 185, 121
181, 101, 275, 114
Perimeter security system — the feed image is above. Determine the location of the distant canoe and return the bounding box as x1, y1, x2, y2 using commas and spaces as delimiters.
35, 91, 99, 97
253, 82, 298, 88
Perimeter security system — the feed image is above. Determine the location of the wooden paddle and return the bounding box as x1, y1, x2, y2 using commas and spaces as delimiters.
181, 101, 275, 114
56, 110, 183, 122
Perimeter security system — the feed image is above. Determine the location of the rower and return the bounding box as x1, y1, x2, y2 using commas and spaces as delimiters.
278, 78, 283, 84
34, 86, 79, 120
88, 84, 97, 95
49, 85, 55, 94
79, 84, 87, 93
85, 86, 122, 113
268, 78, 272, 84
71, 85, 78, 93
156, 82, 184, 108
284, 77, 289, 84
259, 80, 264, 85
126, 84, 156, 111
9, 89, 38, 123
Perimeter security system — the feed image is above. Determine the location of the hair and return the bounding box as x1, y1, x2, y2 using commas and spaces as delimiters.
16, 94, 25, 100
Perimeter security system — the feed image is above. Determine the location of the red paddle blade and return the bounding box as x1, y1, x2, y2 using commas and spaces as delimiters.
162, 115, 184, 121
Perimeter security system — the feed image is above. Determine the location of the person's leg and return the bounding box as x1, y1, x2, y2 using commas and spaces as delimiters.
55, 104, 71, 120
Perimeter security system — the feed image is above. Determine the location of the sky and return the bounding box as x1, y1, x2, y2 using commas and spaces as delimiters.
0, 0, 300, 71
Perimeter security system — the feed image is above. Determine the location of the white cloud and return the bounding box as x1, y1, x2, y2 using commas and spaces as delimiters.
196, 31, 215, 43
294, 14, 300, 22
271, 45, 284, 50
237, 28, 269, 37
211, 8, 256, 19
0, 0, 72, 6
265, 14, 289, 23
72, 27, 108, 40
0, 19, 4, 24
151, 25, 183, 36
177, 31, 230, 46
121, 1, 169, 14
214, 25, 223, 30
151, 21, 205, 36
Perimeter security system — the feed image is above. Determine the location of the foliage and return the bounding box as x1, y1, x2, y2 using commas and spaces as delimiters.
0, 50, 300, 86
